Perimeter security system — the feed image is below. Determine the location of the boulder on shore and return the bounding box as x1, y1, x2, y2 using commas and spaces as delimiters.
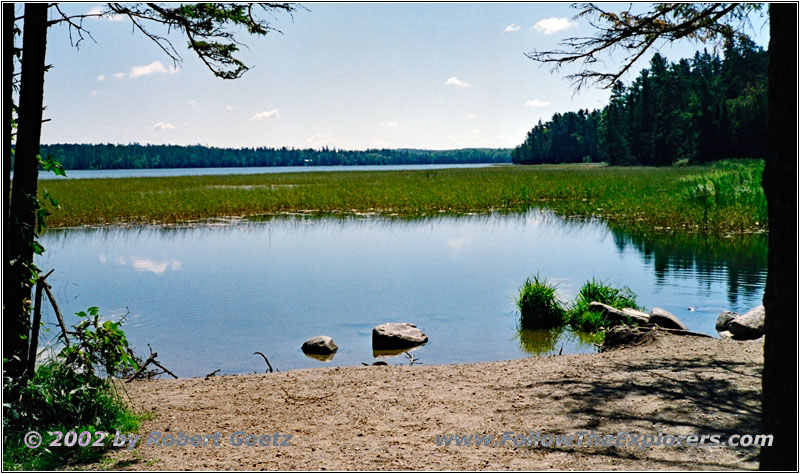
301, 335, 338, 355
372, 322, 428, 350
728, 306, 765, 340
716, 311, 739, 333
649, 308, 688, 331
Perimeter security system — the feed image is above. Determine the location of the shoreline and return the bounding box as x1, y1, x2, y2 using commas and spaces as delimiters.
93, 333, 763, 470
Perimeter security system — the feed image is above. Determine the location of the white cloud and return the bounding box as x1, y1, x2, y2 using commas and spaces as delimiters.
225, 105, 234, 111
128, 61, 178, 79
97, 74, 106, 82
504, 24, 521, 33
151, 122, 175, 131
380, 121, 399, 128
250, 109, 281, 120
526, 98, 551, 108
532, 17, 578, 35
443, 76, 470, 88
466, 113, 477, 120
112, 72, 125, 80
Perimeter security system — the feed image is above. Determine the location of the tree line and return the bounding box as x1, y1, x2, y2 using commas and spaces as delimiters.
513, 37, 768, 166
38, 144, 511, 170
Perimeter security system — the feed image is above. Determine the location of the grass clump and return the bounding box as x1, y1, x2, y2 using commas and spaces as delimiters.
3, 362, 138, 470
517, 275, 566, 330
566, 278, 641, 332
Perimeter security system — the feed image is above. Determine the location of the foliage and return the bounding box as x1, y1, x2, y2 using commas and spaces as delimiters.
3, 361, 138, 471
517, 276, 566, 330
513, 38, 768, 166
3, 307, 139, 470
566, 278, 640, 332
37, 144, 511, 170
58, 307, 138, 377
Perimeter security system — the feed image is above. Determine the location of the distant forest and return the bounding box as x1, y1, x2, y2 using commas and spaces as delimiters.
38, 144, 511, 170
513, 38, 768, 166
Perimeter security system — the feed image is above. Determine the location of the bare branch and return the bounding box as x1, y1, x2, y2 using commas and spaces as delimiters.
527, 3, 757, 90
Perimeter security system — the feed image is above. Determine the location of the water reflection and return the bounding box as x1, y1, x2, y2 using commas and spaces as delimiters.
610, 227, 767, 307
516, 328, 601, 357
37, 210, 766, 376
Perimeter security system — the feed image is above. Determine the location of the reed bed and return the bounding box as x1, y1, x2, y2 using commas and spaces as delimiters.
39, 160, 766, 234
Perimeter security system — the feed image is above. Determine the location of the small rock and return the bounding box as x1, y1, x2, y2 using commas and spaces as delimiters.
301, 335, 338, 355
715, 311, 738, 332
372, 322, 428, 350
728, 305, 765, 340
649, 308, 688, 331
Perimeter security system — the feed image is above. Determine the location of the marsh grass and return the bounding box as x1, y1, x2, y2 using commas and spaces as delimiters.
517, 276, 566, 330
39, 160, 766, 234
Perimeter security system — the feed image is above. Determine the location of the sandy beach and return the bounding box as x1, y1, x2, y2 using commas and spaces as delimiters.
90, 332, 763, 470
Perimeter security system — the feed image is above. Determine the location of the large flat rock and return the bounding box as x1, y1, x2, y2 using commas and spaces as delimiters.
372, 322, 428, 350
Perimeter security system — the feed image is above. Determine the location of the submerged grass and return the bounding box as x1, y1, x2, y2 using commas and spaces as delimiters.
39, 159, 766, 234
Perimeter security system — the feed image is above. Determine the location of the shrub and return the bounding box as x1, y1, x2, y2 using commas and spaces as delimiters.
517, 276, 566, 330
3, 307, 139, 470
567, 278, 640, 332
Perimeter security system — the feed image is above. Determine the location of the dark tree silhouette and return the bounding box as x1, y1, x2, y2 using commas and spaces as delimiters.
527, 3, 796, 470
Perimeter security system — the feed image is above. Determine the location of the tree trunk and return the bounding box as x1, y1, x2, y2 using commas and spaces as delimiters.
760, 3, 797, 470
4, 3, 48, 392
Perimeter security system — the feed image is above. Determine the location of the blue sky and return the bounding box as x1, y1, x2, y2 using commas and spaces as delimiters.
36, 3, 769, 150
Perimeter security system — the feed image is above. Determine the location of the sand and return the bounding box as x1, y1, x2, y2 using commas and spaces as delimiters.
89, 333, 763, 470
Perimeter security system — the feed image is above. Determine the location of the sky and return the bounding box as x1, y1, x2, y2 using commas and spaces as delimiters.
31, 3, 770, 150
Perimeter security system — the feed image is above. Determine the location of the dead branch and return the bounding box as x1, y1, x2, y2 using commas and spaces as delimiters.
125, 352, 157, 383
41, 278, 69, 345
253, 351, 274, 373
204, 369, 221, 380
151, 359, 178, 379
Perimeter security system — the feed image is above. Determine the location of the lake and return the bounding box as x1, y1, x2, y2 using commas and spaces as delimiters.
37, 163, 499, 180
35, 210, 766, 377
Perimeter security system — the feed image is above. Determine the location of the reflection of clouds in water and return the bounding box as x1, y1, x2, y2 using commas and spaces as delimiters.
447, 237, 471, 257
99, 254, 182, 274
131, 257, 181, 274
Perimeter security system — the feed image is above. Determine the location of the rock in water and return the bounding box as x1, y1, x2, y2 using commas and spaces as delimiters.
649, 308, 688, 331
728, 306, 765, 340
715, 311, 738, 333
372, 322, 428, 350
301, 335, 338, 355
587, 302, 650, 326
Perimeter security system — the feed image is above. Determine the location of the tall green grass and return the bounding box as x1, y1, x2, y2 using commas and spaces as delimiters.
517, 276, 566, 330
516, 276, 643, 333
39, 160, 767, 235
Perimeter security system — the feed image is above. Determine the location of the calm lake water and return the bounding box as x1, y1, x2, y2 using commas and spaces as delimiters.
38, 163, 499, 180
36, 211, 766, 377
